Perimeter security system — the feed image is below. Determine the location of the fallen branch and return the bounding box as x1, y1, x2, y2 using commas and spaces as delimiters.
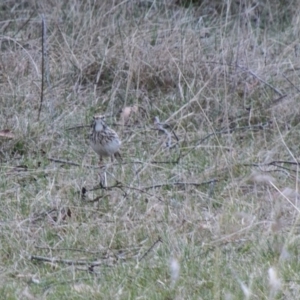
37, 15, 46, 121
204, 61, 283, 96
139, 237, 162, 262
34, 246, 102, 254
141, 179, 219, 190
239, 66, 283, 96
48, 157, 82, 167
82, 181, 163, 202
47, 157, 97, 168
243, 160, 300, 174
31, 255, 104, 267
182, 121, 273, 159
48, 157, 181, 168
65, 124, 90, 131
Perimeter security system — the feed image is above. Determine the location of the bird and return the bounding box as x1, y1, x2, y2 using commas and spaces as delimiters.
90, 115, 122, 164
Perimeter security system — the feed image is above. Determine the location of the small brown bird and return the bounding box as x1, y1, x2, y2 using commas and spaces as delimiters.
90, 115, 122, 163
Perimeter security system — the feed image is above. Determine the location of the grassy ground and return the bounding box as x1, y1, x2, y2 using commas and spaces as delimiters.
1, 0, 300, 299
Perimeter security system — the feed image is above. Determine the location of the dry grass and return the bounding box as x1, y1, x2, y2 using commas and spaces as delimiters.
1, 0, 300, 298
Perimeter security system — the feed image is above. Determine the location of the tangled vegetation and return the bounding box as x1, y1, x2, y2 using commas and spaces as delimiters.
1, 0, 300, 298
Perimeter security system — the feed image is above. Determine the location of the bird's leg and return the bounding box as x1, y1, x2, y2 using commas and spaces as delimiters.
98, 156, 107, 188
113, 151, 122, 162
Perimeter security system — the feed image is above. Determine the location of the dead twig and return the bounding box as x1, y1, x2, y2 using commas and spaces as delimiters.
47, 157, 98, 168
240, 66, 283, 96
37, 15, 45, 121
87, 181, 123, 192
48, 156, 181, 168
121, 184, 164, 202
141, 179, 219, 190
31, 255, 104, 267
81, 181, 164, 202
34, 245, 141, 255
139, 237, 162, 262
243, 160, 300, 174
182, 122, 272, 159
48, 157, 82, 167
204, 61, 283, 96
65, 124, 90, 131
282, 73, 300, 93
268, 94, 288, 107
13, 10, 36, 38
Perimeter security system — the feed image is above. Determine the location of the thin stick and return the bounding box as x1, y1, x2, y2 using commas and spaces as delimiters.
141, 179, 219, 190
242, 67, 283, 96
139, 237, 162, 262
65, 124, 90, 131
47, 156, 180, 167
182, 122, 272, 159
47, 157, 97, 168
84, 181, 164, 202
31, 255, 104, 267
204, 61, 283, 96
34, 246, 102, 254
13, 10, 36, 38
37, 15, 45, 121
48, 157, 81, 166
282, 73, 300, 93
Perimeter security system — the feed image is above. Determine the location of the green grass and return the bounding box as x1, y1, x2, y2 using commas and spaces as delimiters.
1, 0, 300, 299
